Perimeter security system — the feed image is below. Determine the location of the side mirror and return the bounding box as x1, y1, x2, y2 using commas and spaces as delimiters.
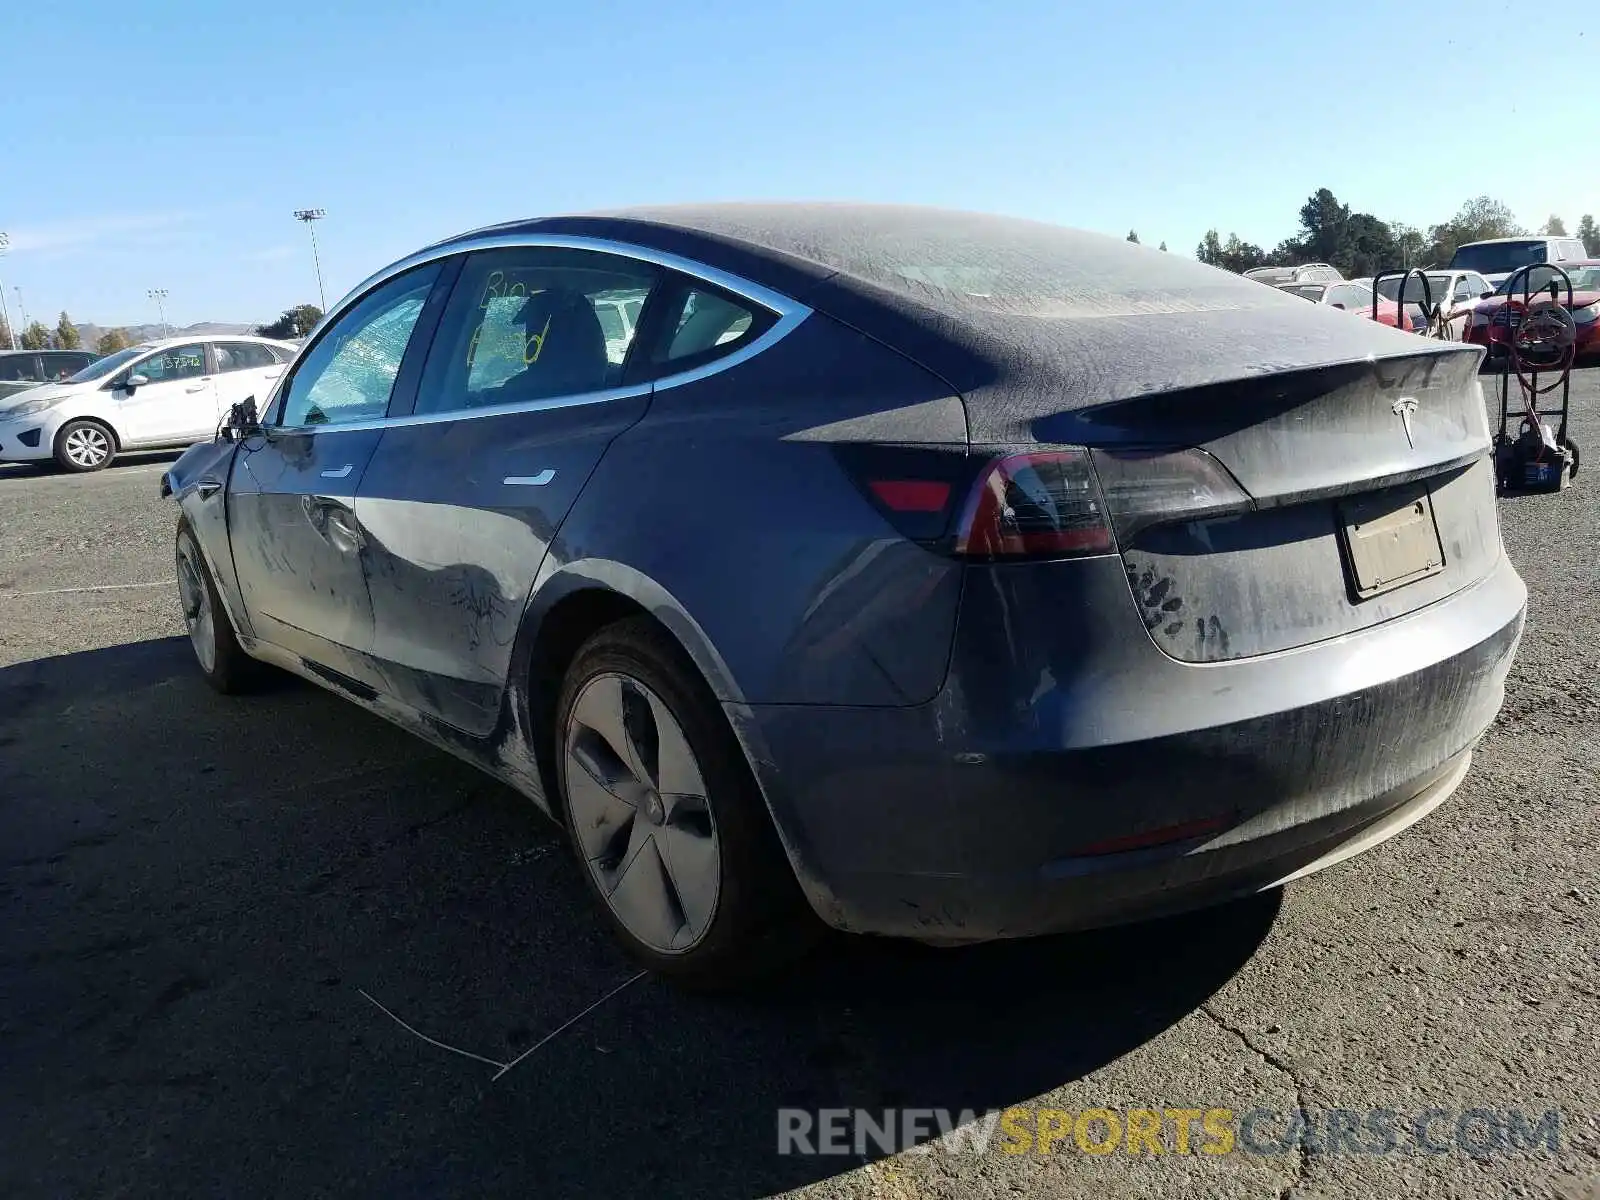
221, 396, 262, 443
1480, 290, 1495, 299
1330, 302, 1346, 310
123, 373, 150, 391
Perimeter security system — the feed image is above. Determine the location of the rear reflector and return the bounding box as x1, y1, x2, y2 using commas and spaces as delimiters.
955, 450, 1114, 559
1071, 815, 1230, 857
868, 479, 952, 513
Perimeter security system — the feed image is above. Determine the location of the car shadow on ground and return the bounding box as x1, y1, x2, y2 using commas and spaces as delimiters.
0, 636, 1279, 1200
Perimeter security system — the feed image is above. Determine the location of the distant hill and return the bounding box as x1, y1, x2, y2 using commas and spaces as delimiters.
72, 321, 259, 348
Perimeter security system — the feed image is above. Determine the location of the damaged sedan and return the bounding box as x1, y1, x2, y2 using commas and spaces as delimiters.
163, 205, 1525, 987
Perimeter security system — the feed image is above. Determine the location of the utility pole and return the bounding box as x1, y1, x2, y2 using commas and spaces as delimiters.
147, 288, 170, 336
294, 208, 328, 311
14, 286, 28, 334
0, 232, 16, 350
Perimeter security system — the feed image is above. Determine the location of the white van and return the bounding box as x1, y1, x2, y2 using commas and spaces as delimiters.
1447, 236, 1591, 286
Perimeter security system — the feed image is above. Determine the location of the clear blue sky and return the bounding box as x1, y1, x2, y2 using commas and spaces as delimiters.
0, 0, 1592, 328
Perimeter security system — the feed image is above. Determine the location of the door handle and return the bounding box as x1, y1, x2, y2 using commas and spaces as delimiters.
324, 508, 364, 554
185, 384, 208, 393
320, 463, 353, 479
300, 495, 364, 553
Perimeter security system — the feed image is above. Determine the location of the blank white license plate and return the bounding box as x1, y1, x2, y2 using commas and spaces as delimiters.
1338, 486, 1445, 600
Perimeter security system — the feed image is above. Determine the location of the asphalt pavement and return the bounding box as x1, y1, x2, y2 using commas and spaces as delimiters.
2, 372, 1598, 1200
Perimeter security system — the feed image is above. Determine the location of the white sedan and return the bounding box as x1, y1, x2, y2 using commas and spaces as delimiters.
0, 335, 295, 472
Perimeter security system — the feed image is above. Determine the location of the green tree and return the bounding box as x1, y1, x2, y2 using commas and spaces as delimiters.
256, 304, 323, 339
1389, 221, 1427, 269
1196, 229, 1268, 273
1540, 215, 1568, 236
0, 314, 11, 350
1427, 196, 1522, 266
96, 328, 132, 355
1158, 241, 1168, 252
19, 321, 51, 350
54, 312, 81, 350
1126, 230, 1140, 243
1578, 214, 1598, 256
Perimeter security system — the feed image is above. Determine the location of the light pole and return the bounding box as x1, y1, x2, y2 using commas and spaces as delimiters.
147, 288, 169, 336
0, 233, 16, 350
14, 286, 28, 335
294, 208, 328, 311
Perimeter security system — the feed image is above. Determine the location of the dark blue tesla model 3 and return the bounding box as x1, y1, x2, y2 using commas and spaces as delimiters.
163, 204, 1524, 987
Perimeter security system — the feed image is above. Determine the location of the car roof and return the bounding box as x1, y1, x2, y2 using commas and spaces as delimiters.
1455, 236, 1559, 246
402, 203, 1463, 436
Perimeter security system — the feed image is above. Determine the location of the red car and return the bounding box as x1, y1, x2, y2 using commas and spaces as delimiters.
1275, 281, 1427, 332
1465, 263, 1600, 360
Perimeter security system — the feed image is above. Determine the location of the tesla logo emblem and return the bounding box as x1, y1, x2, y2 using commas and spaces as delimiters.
1392, 396, 1419, 448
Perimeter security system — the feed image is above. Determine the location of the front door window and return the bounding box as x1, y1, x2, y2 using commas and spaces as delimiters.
276, 264, 441, 427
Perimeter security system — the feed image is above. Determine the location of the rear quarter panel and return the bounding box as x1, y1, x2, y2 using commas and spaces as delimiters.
537, 312, 969, 707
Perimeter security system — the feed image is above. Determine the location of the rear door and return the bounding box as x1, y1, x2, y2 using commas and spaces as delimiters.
211, 341, 287, 423
113, 343, 216, 443
354, 244, 665, 734
227, 264, 446, 683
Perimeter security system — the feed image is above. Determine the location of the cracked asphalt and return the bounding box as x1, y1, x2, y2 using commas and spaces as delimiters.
2, 371, 1598, 1200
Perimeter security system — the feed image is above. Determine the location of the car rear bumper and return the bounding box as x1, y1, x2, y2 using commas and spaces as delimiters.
732, 550, 1525, 942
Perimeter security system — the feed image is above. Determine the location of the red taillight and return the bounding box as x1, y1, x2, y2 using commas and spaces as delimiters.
868, 479, 952, 513
954, 450, 1114, 559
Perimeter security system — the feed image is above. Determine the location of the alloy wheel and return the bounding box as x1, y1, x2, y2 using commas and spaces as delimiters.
63, 425, 111, 468
176, 536, 216, 674
563, 672, 722, 954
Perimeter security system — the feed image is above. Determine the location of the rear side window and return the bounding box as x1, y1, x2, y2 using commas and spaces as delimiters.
215, 342, 277, 372
414, 246, 660, 415
661, 289, 757, 361
0, 355, 42, 383
632, 279, 775, 381
39, 352, 88, 380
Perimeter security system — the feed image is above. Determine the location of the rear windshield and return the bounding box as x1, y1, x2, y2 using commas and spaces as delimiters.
1449, 240, 1548, 274
1281, 285, 1327, 302
660, 206, 1265, 317
1375, 274, 1451, 302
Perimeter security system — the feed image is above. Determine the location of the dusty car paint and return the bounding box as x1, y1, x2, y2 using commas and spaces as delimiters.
163, 206, 1525, 947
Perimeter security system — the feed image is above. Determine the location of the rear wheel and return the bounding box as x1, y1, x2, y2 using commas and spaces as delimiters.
53, 419, 116, 472
176, 522, 259, 693
555, 618, 816, 989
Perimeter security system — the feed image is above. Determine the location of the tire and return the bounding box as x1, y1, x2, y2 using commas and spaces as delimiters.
176, 521, 260, 694
53, 419, 117, 472
554, 617, 818, 989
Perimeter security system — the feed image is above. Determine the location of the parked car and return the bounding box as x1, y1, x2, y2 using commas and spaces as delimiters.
0, 349, 98, 401
0, 336, 295, 471
1244, 263, 1344, 285
162, 205, 1524, 987
1359, 271, 1495, 339
1276, 281, 1427, 331
1464, 263, 1600, 360
1447, 236, 1591, 287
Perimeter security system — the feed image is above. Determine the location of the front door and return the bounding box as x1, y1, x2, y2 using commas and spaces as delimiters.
228, 264, 443, 681
114, 343, 216, 444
